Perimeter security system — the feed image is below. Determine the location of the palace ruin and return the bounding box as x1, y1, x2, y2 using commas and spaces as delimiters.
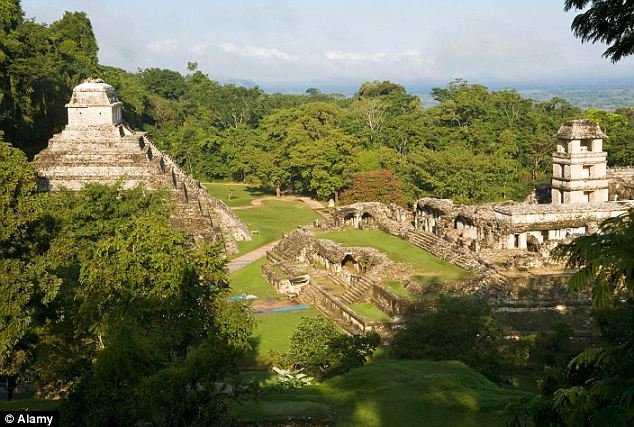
264, 119, 633, 337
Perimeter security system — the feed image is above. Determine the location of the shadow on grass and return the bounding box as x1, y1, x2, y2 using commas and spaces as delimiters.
232, 360, 532, 427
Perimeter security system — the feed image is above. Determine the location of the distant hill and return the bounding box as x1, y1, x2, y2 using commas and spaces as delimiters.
256, 79, 634, 111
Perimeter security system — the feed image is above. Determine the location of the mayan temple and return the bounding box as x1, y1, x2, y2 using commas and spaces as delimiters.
34, 79, 251, 254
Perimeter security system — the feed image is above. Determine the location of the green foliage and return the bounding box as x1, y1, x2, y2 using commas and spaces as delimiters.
235, 360, 531, 426
141, 68, 186, 100
340, 169, 407, 206
565, 0, 634, 62
0, 6, 98, 155
0, 138, 40, 255
551, 209, 634, 308
529, 302, 634, 426
269, 367, 314, 390
530, 321, 576, 369
283, 316, 379, 380
391, 296, 516, 382
524, 215, 634, 426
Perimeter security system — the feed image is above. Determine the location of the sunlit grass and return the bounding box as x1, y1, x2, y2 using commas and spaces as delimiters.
232, 360, 532, 426
229, 258, 278, 298
202, 182, 269, 207
234, 200, 320, 256
244, 309, 322, 367
349, 302, 390, 321
383, 280, 414, 299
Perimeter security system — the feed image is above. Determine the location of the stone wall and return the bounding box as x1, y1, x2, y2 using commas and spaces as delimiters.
271, 229, 391, 283
608, 166, 634, 201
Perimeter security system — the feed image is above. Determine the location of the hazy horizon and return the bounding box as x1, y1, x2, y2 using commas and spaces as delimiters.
21, 0, 634, 86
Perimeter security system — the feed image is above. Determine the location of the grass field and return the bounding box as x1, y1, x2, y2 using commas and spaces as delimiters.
318, 229, 471, 282
245, 310, 322, 367
383, 280, 415, 299
349, 302, 390, 321
202, 182, 269, 207
229, 258, 278, 298
231, 360, 532, 426
234, 200, 320, 256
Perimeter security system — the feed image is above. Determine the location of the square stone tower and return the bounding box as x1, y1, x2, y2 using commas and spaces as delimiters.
61, 78, 132, 140
34, 78, 252, 253
551, 119, 609, 204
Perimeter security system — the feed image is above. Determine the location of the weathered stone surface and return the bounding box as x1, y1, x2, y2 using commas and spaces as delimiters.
608, 166, 634, 201
555, 119, 607, 140
34, 79, 251, 254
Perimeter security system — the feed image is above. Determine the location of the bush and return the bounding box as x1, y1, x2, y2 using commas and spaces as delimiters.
283, 316, 380, 379
391, 295, 513, 381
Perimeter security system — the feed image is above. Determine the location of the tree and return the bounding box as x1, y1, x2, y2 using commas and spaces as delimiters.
552, 210, 634, 308
391, 296, 515, 381
141, 68, 186, 100
283, 316, 379, 380
339, 169, 407, 206
564, 0, 634, 62
528, 213, 634, 425
0, 137, 57, 400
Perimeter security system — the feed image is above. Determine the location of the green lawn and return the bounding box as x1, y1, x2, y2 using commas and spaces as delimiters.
232, 360, 532, 427
318, 229, 471, 282
229, 258, 278, 298
202, 182, 269, 207
234, 200, 320, 256
350, 302, 390, 321
384, 280, 415, 299
245, 309, 322, 367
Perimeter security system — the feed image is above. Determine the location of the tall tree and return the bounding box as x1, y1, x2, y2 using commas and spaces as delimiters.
564, 0, 634, 62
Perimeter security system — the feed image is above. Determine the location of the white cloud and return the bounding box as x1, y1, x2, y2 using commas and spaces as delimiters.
189, 43, 209, 55
145, 39, 180, 53
323, 50, 423, 63
220, 42, 301, 61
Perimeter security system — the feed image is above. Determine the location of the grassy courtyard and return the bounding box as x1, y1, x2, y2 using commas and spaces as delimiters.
245, 309, 322, 367
233, 199, 320, 256
231, 360, 531, 426
229, 258, 278, 298
349, 302, 390, 321
318, 229, 471, 282
202, 182, 269, 207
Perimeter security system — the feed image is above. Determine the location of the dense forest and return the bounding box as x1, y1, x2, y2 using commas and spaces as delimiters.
2, 1, 633, 206
1, 1, 634, 425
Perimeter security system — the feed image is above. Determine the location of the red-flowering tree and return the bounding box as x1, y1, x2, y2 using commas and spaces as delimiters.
339, 169, 407, 206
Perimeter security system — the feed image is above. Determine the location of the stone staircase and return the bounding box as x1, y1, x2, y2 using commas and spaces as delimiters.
297, 197, 333, 221
405, 229, 489, 274
141, 137, 251, 253
340, 276, 375, 304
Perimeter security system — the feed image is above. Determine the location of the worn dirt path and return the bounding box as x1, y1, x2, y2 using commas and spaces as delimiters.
226, 240, 280, 272
231, 195, 332, 220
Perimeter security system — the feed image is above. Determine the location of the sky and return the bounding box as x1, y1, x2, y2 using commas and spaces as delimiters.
21, 0, 634, 87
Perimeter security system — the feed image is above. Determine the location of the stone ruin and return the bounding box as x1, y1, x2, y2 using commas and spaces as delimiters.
413, 120, 633, 268
34, 79, 251, 254
263, 120, 632, 338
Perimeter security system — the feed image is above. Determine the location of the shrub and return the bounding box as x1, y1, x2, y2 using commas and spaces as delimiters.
391, 295, 513, 381
269, 367, 314, 390
283, 316, 380, 379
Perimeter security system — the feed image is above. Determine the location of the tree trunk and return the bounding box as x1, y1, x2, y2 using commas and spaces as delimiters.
276, 185, 281, 198
334, 191, 339, 203
7, 375, 15, 401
